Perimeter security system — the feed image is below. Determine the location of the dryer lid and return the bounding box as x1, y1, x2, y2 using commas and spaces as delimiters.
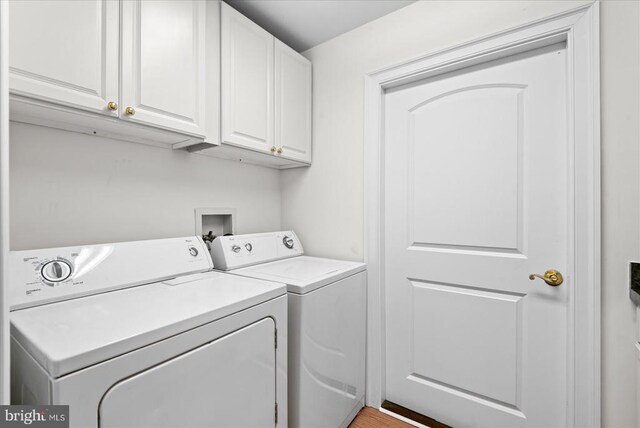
10, 272, 286, 378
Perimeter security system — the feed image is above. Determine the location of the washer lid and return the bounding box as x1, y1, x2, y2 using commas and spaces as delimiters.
231, 256, 366, 294
10, 272, 286, 378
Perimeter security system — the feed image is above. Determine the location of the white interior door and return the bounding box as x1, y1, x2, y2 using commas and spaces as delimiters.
384, 43, 569, 427
99, 318, 276, 428
9, 0, 119, 115
120, 0, 207, 136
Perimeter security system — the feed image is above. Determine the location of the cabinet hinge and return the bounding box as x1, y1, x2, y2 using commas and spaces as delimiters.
275, 402, 278, 424
274, 328, 278, 349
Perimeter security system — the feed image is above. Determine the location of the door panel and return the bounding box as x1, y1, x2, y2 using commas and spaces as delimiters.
221, 3, 274, 153
121, 0, 207, 136
384, 43, 568, 427
410, 281, 522, 407
99, 318, 276, 428
275, 40, 312, 163
9, 0, 118, 115
408, 85, 523, 251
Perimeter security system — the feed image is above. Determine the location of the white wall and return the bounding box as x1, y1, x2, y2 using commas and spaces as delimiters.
10, 122, 281, 250
280, 1, 640, 426
600, 2, 640, 427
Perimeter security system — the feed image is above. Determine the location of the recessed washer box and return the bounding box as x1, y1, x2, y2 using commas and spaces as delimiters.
195, 208, 236, 238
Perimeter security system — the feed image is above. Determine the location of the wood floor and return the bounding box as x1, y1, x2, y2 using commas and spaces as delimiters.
349, 403, 451, 428
381, 401, 450, 428
349, 407, 414, 428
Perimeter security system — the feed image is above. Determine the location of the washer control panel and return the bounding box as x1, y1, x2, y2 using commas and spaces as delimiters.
9, 237, 212, 311
210, 231, 303, 270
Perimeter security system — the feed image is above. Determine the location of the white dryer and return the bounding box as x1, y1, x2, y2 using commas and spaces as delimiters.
10, 236, 288, 428
210, 231, 366, 428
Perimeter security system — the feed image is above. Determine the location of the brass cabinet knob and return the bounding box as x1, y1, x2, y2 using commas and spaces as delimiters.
529, 269, 563, 286
107, 101, 118, 111
276, 147, 283, 154
270, 146, 277, 153
125, 107, 135, 116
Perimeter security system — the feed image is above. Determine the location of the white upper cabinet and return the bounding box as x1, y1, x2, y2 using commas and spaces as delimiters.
8, 0, 309, 167
219, 3, 312, 167
275, 40, 312, 164
9, 0, 119, 115
9, 0, 214, 146
121, 0, 207, 137
221, 2, 274, 153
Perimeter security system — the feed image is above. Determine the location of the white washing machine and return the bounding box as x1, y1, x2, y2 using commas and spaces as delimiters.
210, 231, 366, 428
10, 236, 288, 428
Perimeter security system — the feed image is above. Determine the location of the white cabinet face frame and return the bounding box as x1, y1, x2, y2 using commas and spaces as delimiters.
204, 0, 221, 146
274, 40, 312, 164
363, 3, 600, 427
9, 0, 119, 116
221, 3, 274, 153
120, 0, 207, 136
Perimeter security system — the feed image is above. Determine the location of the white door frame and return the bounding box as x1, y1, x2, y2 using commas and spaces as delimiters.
0, 0, 10, 404
363, 3, 600, 427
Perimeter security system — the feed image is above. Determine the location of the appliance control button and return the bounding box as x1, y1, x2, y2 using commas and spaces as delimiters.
41, 260, 72, 284
231, 244, 241, 253
188, 247, 199, 257
283, 236, 294, 249
245, 243, 253, 252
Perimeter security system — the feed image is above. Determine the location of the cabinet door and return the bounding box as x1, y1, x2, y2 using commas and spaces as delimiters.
99, 318, 277, 428
121, 0, 207, 137
221, 3, 274, 153
275, 40, 312, 163
9, 0, 119, 115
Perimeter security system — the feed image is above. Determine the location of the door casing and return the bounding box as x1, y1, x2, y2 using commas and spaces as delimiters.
363, 3, 600, 427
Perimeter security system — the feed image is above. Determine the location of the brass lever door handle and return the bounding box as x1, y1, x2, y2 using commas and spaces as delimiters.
529, 269, 563, 286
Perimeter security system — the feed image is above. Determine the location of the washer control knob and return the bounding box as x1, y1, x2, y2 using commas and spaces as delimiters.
188, 247, 199, 257
283, 236, 294, 249
41, 260, 72, 284
231, 244, 241, 253
245, 243, 253, 252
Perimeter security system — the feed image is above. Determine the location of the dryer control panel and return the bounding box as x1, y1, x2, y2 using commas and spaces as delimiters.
10, 237, 212, 310
210, 231, 303, 270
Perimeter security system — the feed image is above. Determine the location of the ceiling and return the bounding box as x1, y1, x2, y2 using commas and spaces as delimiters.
224, 0, 416, 52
